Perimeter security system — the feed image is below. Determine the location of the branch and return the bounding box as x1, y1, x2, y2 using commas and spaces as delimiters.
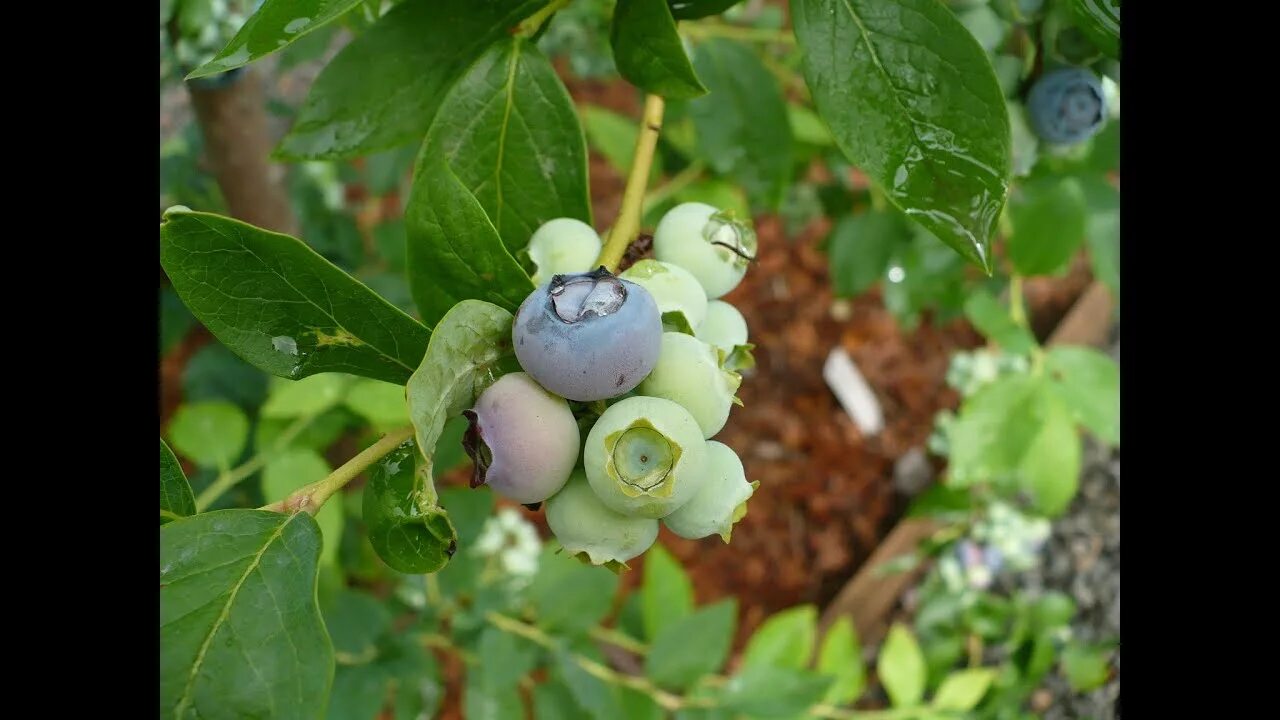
596, 94, 666, 272
260, 426, 415, 514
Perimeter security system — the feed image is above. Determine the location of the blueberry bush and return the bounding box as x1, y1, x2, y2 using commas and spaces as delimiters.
160, 0, 1119, 717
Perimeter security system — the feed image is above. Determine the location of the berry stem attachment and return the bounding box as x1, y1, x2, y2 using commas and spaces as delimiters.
597, 94, 666, 273
260, 425, 415, 515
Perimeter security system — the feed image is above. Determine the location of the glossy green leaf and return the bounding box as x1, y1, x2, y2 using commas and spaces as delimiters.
611, 0, 707, 99
557, 645, 623, 717
477, 627, 540, 690
262, 449, 344, 567
167, 401, 250, 469
1080, 175, 1119, 295
528, 544, 620, 634
689, 38, 793, 209
949, 375, 1081, 515
792, 0, 1011, 270
404, 160, 535, 329
816, 616, 866, 704
464, 673, 523, 720
262, 373, 351, 419
323, 589, 393, 664
963, 289, 1036, 354
878, 623, 926, 707
828, 209, 911, 297
344, 379, 410, 428
189, 0, 364, 78
741, 604, 818, 669
161, 439, 196, 525
644, 600, 736, 690
363, 439, 458, 573
1045, 346, 1119, 446
583, 104, 663, 182
420, 37, 592, 255
932, 668, 996, 710
1007, 175, 1087, 276
160, 208, 430, 385
1066, 0, 1119, 59
669, 0, 745, 19
1061, 640, 1114, 691
277, 0, 547, 159
160, 510, 333, 720
641, 543, 695, 641
721, 665, 833, 717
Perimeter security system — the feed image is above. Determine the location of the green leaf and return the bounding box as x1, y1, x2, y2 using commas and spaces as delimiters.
828, 209, 911, 297
583, 104, 662, 182
161, 439, 196, 525
1045, 346, 1119, 446
363, 439, 458, 574
326, 663, 389, 720
620, 686, 665, 720
1029, 592, 1076, 633
878, 623, 926, 707
477, 627, 540, 690
721, 665, 833, 718
528, 544, 620, 634
689, 38, 794, 209
323, 589, 393, 664
344, 379, 410, 428
645, 600, 736, 690
948, 375, 1081, 514
262, 449, 344, 567
963, 289, 1036, 354
556, 645, 623, 717
611, 0, 707, 99
404, 159, 535, 328
792, 0, 1011, 270
932, 668, 996, 710
741, 604, 818, 670
464, 673, 523, 720
1007, 175, 1087, 276
262, 373, 350, 419
1079, 175, 1120, 295
816, 617, 865, 704
160, 209, 430, 385
167, 401, 250, 468
669, 0, 745, 20
276, 0, 548, 159
189, 0, 364, 78
641, 543, 695, 641
160, 510, 333, 720
788, 104, 835, 148
1066, 0, 1119, 59
420, 37, 592, 255
534, 681, 593, 720
161, 286, 197, 354
1061, 640, 1114, 691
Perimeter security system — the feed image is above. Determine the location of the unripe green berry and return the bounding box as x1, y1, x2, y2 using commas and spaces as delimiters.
584, 395, 709, 519
620, 259, 708, 331
696, 300, 748, 353
638, 332, 741, 439
653, 202, 757, 299
546, 469, 659, 571
663, 441, 757, 542
528, 218, 602, 284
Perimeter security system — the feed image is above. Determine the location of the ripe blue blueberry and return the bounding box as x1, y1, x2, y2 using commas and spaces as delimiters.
513, 268, 663, 402
1026, 67, 1108, 147
463, 372, 580, 504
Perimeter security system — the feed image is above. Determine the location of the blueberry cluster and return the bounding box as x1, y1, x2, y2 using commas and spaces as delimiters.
464, 204, 760, 569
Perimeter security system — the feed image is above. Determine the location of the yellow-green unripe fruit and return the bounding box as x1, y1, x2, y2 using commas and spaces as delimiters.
584, 395, 709, 519
652, 202, 757, 299
696, 300, 748, 353
620, 259, 708, 331
528, 218, 602, 284
638, 332, 741, 439
546, 470, 659, 570
663, 441, 757, 542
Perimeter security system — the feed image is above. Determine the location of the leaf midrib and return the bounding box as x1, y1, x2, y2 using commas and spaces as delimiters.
170, 514, 297, 718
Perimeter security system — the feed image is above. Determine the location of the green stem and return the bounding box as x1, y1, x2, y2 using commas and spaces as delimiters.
1009, 274, 1027, 329
640, 161, 704, 217
260, 425, 415, 514
596, 94, 666, 272
682, 22, 796, 45
517, 0, 570, 38
195, 411, 319, 511
589, 625, 649, 654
